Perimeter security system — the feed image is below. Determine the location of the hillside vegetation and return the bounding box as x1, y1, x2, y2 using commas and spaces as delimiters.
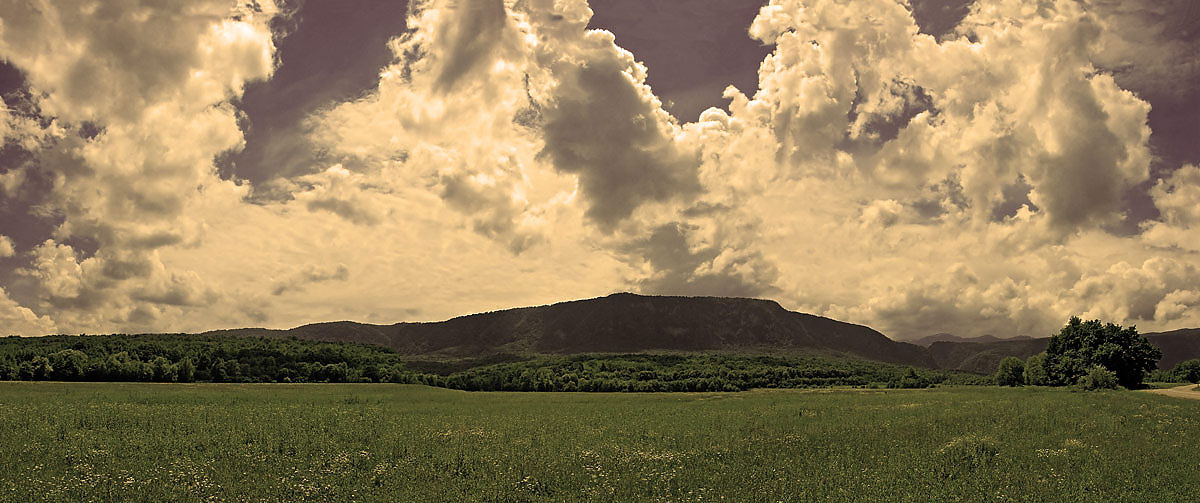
0, 334, 985, 391
0, 334, 416, 384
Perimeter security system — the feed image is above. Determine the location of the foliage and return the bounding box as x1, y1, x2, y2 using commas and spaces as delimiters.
2, 383, 1200, 501
0, 336, 993, 391
434, 354, 983, 392
0, 334, 421, 384
993, 357, 1025, 386
1024, 353, 1049, 386
1044, 317, 1160, 389
886, 367, 936, 389
1170, 359, 1200, 383
1077, 366, 1120, 391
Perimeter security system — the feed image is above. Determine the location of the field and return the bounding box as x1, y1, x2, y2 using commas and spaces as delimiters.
1, 383, 1198, 502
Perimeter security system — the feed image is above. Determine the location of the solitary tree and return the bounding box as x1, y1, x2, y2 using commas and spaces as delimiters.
994, 356, 1025, 386
1044, 317, 1160, 389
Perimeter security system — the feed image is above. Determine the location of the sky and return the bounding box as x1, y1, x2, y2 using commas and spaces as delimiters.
0, 0, 1198, 341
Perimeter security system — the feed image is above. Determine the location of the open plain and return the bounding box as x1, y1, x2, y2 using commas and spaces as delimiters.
2, 382, 1198, 502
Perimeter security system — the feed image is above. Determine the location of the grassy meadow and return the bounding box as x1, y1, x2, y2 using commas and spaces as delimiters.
1, 383, 1198, 502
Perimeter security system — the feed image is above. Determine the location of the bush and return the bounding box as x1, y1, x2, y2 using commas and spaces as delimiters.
994, 357, 1025, 386
1148, 369, 1174, 383
887, 367, 932, 389
1077, 366, 1119, 391
1024, 353, 1049, 386
1171, 359, 1200, 383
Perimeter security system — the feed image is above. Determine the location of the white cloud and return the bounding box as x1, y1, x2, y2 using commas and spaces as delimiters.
1142, 164, 1200, 251
0, 0, 277, 123
0, 235, 13, 258
0, 0, 279, 334
0, 287, 57, 336
0, 0, 1194, 341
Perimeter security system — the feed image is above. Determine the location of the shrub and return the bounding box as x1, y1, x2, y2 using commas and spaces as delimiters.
887, 367, 932, 389
1171, 359, 1200, 384
1077, 366, 1119, 391
1148, 369, 1174, 383
994, 357, 1025, 386
1024, 353, 1049, 386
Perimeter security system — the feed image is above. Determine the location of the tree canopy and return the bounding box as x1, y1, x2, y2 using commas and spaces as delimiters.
1171, 359, 1200, 383
1043, 317, 1161, 389
993, 356, 1025, 386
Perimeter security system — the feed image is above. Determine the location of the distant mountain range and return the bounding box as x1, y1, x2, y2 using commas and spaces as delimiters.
910, 333, 1033, 346
201, 293, 1200, 374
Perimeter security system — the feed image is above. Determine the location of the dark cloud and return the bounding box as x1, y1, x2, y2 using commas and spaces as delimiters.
539, 55, 703, 230
219, 0, 410, 186
432, 0, 508, 92
627, 223, 777, 299
272, 263, 350, 296
587, 0, 771, 123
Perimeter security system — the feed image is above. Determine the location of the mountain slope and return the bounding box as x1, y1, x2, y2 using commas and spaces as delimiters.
207, 293, 935, 367
928, 329, 1200, 373
912, 333, 1032, 346
1146, 329, 1200, 369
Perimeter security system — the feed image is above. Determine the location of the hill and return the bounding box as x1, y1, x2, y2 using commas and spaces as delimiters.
912, 333, 1032, 346
928, 329, 1200, 373
206, 293, 936, 367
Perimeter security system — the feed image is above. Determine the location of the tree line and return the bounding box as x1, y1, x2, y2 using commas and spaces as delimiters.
0, 334, 994, 391
993, 317, 1170, 390
0, 334, 422, 384
436, 353, 989, 392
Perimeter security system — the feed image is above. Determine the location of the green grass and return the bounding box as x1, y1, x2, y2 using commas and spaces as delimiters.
1, 383, 1198, 502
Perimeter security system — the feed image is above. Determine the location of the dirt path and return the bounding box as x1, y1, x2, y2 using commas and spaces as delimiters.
1143, 384, 1200, 400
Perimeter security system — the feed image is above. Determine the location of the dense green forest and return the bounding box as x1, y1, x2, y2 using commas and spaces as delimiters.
0, 334, 421, 384
438, 353, 989, 391
0, 334, 988, 391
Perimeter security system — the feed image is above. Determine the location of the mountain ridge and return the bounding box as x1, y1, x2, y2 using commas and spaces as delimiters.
204, 293, 936, 367
200, 293, 1200, 373
911, 333, 1034, 346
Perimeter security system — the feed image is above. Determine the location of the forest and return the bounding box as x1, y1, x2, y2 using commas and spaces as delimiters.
0, 334, 418, 384
0, 334, 987, 391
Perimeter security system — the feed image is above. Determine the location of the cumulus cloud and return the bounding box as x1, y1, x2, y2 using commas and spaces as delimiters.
0, 287, 56, 336
527, 8, 703, 230
0, 0, 1195, 341
272, 263, 350, 296
241, 0, 1200, 338
0, 0, 279, 333
0, 0, 277, 123
1071, 258, 1200, 324
288, 165, 391, 226
0, 235, 13, 258
1142, 164, 1200, 250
